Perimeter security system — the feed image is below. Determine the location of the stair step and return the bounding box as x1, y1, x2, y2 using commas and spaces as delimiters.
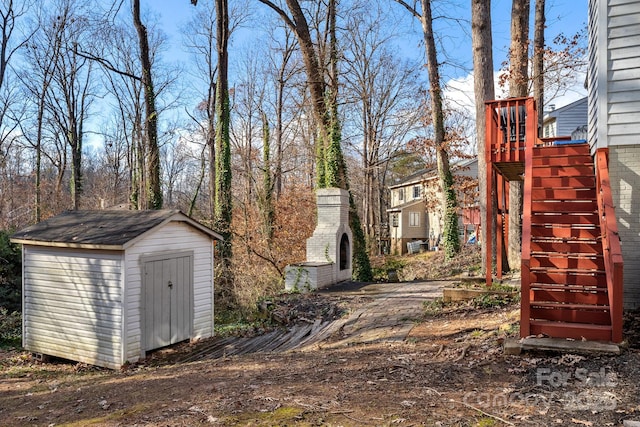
530, 212, 599, 225
529, 320, 612, 341
529, 254, 604, 270
533, 144, 590, 157
532, 176, 596, 187
530, 240, 601, 254
530, 283, 608, 292
532, 154, 593, 167
531, 201, 598, 213
530, 304, 611, 325
531, 187, 597, 200
531, 165, 595, 178
529, 271, 607, 287
531, 288, 610, 305
530, 225, 600, 239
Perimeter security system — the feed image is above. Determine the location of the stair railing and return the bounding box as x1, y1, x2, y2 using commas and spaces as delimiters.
595, 148, 624, 342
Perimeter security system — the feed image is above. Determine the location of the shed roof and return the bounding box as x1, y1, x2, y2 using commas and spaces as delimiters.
11, 209, 222, 250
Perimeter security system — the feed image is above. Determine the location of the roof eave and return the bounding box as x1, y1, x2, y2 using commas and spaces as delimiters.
120, 212, 223, 250
10, 238, 124, 251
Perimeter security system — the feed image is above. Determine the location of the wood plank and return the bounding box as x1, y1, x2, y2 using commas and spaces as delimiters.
532, 155, 593, 167
531, 289, 610, 305
532, 144, 590, 157
532, 176, 596, 187
519, 337, 620, 355
531, 201, 598, 213
532, 165, 595, 178
529, 271, 607, 287
531, 188, 596, 200
529, 255, 604, 270
529, 320, 612, 341
530, 240, 601, 254
530, 213, 599, 225
530, 225, 600, 239
530, 307, 612, 325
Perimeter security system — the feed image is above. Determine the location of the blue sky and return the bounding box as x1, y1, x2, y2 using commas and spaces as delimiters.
151, 0, 587, 108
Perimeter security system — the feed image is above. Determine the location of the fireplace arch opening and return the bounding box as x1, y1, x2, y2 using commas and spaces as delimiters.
339, 233, 350, 270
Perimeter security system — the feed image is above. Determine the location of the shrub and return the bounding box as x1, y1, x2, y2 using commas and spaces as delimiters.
0, 230, 21, 313
0, 307, 21, 348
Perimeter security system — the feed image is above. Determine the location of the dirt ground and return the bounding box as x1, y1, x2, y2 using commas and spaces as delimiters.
1, 281, 639, 427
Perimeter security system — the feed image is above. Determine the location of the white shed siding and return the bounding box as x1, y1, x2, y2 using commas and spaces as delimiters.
124, 221, 214, 361
23, 246, 124, 368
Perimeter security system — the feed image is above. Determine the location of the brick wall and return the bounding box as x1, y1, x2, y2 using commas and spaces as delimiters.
608, 145, 640, 309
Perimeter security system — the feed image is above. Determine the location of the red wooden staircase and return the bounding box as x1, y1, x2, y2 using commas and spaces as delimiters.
485, 97, 623, 343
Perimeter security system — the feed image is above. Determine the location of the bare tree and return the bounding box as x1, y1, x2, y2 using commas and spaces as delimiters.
341, 5, 422, 254
507, 0, 530, 270
263, 23, 301, 198
471, 0, 495, 275
533, 0, 545, 132
393, 0, 461, 259
18, 1, 64, 220
132, 0, 161, 209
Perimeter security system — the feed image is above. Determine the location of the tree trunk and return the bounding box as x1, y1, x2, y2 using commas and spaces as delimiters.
534, 0, 545, 134
471, 0, 496, 275
507, 0, 530, 271
214, 0, 233, 270
133, 0, 162, 210
420, 0, 460, 260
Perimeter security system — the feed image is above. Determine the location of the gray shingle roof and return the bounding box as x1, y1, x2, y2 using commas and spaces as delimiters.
11, 209, 221, 248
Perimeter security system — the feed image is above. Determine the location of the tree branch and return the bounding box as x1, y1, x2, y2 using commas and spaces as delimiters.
73, 48, 141, 82
256, 0, 297, 31
393, 0, 421, 19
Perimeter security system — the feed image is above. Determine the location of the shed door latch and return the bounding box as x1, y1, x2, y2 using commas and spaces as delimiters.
168, 280, 173, 289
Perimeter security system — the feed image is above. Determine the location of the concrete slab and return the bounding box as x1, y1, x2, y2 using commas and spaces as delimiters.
503, 339, 522, 355
519, 337, 621, 355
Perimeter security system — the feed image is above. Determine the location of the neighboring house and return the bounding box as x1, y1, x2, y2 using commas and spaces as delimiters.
588, 0, 640, 308
10, 209, 222, 369
387, 159, 478, 255
542, 96, 588, 138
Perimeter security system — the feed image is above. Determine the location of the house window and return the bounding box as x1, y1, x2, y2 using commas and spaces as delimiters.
413, 185, 421, 199
391, 213, 399, 227
409, 212, 420, 227
398, 188, 404, 201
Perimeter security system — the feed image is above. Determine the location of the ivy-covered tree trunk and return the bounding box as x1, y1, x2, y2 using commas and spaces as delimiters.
260, 112, 275, 243
420, 0, 460, 259
133, 0, 162, 210
214, 0, 233, 274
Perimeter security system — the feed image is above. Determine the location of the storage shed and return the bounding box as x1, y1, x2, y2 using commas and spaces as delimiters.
10, 209, 222, 369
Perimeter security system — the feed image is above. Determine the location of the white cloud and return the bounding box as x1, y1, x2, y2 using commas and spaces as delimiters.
443, 69, 587, 116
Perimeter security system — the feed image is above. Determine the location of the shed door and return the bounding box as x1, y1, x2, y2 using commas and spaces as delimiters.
144, 254, 193, 350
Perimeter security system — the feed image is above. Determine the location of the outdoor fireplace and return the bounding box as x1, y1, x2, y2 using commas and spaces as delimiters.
285, 188, 353, 291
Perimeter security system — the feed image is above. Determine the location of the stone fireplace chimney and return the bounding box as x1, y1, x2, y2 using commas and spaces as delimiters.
284, 188, 353, 291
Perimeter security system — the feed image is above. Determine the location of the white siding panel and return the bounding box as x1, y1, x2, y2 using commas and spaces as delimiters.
610, 23, 640, 39
124, 221, 214, 361
23, 247, 124, 369
609, 100, 640, 114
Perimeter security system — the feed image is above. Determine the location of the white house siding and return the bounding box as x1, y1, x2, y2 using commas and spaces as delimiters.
589, 0, 640, 149
608, 146, 640, 308
124, 221, 214, 361
558, 98, 588, 137
22, 246, 124, 368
